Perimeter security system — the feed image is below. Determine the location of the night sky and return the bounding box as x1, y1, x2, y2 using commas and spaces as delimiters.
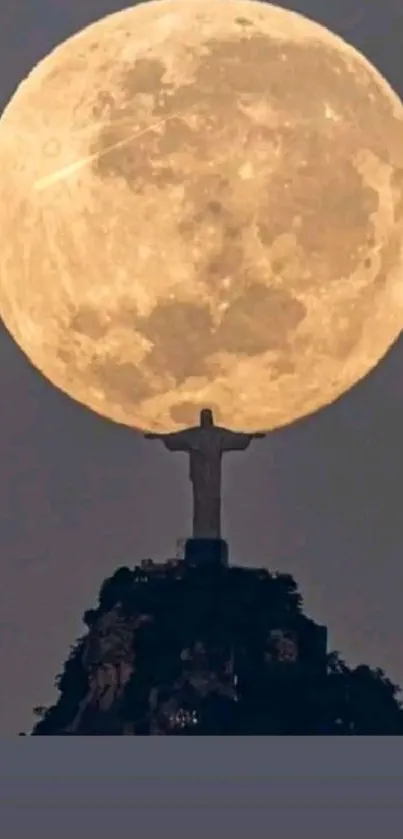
0, 0, 402, 734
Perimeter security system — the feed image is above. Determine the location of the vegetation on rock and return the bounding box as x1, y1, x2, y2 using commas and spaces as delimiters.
30, 560, 403, 735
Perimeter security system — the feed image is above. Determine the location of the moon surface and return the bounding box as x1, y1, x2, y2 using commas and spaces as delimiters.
0, 0, 403, 432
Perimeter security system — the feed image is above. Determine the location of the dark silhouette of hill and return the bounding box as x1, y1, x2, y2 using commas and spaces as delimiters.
30, 559, 403, 735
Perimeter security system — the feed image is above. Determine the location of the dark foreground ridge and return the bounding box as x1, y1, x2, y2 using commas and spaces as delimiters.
30, 552, 403, 735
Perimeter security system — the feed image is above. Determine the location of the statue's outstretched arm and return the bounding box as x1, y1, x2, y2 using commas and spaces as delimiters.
144, 429, 192, 451
220, 430, 266, 451
221, 431, 253, 451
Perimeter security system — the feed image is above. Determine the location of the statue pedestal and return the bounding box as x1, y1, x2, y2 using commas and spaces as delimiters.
184, 538, 229, 568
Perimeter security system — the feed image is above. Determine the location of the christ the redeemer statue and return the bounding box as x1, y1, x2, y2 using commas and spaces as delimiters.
145, 408, 266, 540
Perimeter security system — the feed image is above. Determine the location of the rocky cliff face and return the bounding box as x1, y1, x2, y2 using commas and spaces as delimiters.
65, 606, 151, 733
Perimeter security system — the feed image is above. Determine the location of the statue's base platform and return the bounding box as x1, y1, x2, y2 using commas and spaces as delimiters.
184, 538, 229, 568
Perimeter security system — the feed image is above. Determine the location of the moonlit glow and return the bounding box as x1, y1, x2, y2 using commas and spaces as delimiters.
0, 0, 402, 433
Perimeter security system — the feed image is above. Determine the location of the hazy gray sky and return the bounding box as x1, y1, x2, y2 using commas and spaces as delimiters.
0, 0, 403, 734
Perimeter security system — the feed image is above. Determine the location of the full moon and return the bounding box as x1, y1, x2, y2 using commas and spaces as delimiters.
0, 0, 403, 432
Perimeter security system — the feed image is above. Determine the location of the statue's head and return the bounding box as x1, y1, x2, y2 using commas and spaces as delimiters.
200, 408, 214, 427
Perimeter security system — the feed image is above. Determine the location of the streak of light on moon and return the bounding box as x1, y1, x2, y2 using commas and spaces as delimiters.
0, 0, 402, 434
34, 108, 195, 191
